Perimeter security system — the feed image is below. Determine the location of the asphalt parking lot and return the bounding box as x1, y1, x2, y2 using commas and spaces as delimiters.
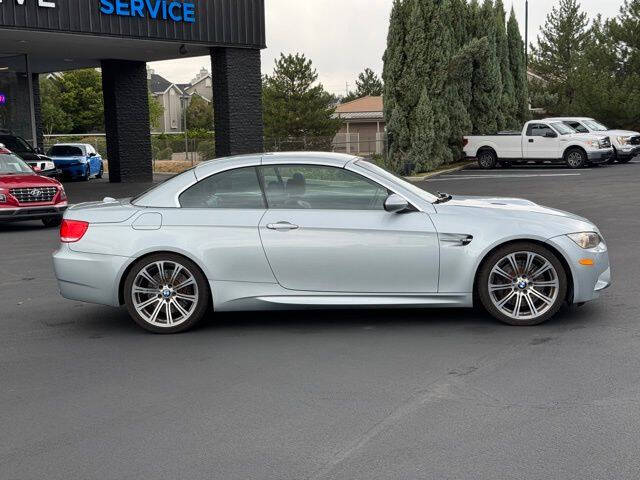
2, 160, 640, 479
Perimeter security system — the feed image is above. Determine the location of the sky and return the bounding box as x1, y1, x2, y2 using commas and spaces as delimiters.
149, 0, 625, 95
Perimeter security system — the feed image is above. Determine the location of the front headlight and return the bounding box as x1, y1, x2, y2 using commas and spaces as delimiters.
585, 139, 600, 148
567, 232, 603, 249
0, 193, 6, 203
617, 136, 631, 146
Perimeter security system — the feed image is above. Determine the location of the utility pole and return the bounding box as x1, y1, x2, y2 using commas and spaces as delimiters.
525, 0, 529, 68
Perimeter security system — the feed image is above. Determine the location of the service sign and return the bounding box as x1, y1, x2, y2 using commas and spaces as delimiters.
99, 0, 196, 23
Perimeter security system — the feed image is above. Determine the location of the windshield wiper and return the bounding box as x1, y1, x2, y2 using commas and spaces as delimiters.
434, 192, 453, 204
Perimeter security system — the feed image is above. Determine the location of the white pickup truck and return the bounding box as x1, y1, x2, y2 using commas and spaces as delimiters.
544, 117, 640, 164
463, 120, 613, 169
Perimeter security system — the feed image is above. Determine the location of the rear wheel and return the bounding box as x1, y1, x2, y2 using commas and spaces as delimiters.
42, 216, 62, 228
608, 148, 617, 164
478, 149, 497, 169
565, 148, 586, 169
96, 163, 104, 179
81, 165, 90, 181
124, 253, 210, 333
477, 242, 567, 326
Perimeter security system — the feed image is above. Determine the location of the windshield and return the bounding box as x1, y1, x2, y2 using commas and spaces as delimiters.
48, 145, 84, 157
582, 119, 608, 131
355, 160, 438, 203
550, 122, 576, 135
0, 135, 34, 153
0, 153, 33, 174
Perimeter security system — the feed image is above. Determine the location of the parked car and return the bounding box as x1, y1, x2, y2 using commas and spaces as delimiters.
47, 143, 104, 181
0, 131, 59, 177
544, 117, 640, 164
0, 145, 68, 226
53, 152, 610, 333
463, 120, 613, 169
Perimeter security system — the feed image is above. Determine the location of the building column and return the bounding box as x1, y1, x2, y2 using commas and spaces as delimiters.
31, 73, 44, 150
101, 60, 152, 183
210, 48, 263, 157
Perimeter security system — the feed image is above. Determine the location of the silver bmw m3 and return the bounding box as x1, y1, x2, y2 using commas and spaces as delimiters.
53, 152, 611, 333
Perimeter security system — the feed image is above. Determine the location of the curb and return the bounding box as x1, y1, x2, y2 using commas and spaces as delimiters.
404, 162, 473, 182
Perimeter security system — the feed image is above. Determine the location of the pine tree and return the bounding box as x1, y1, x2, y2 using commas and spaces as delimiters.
262, 53, 341, 146
609, 0, 640, 76
495, 0, 517, 129
507, 7, 529, 123
529, 0, 589, 111
343, 68, 383, 102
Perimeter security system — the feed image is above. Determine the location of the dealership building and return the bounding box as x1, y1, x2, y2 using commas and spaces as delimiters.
0, 0, 265, 182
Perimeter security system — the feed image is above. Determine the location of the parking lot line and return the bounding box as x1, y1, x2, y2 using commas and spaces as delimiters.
427, 173, 582, 181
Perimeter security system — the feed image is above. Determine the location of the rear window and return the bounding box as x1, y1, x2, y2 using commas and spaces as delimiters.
48, 145, 84, 157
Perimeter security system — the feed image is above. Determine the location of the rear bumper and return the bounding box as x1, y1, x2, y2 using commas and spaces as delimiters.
0, 204, 67, 222
587, 149, 613, 163
57, 163, 87, 177
53, 244, 130, 307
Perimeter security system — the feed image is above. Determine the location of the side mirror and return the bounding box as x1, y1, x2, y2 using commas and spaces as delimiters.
544, 131, 557, 138
88, 152, 96, 157
32, 165, 41, 173
384, 193, 410, 213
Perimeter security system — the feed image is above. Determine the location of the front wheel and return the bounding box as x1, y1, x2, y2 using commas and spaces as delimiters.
477, 150, 497, 169
608, 148, 617, 164
477, 242, 567, 326
81, 165, 90, 181
565, 148, 587, 169
124, 254, 210, 333
96, 163, 104, 179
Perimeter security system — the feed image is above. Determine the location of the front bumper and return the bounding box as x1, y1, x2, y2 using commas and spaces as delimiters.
587, 148, 613, 164
616, 145, 640, 161
0, 204, 67, 222
547, 234, 611, 303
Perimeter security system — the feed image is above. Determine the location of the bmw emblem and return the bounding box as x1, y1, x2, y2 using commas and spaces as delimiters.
162, 289, 172, 299
518, 281, 528, 290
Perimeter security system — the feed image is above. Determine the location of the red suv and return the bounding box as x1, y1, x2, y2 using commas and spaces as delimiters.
0, 145, 68, 227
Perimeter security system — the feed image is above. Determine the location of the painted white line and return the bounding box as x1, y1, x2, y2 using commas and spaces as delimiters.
427, 173, 582, 181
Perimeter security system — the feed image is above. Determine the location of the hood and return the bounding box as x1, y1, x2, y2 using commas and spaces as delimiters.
605, 129, 639, 137
440, 195, 591, 223
0, 173, 61, 188
568, 132, 608, 141
15, 151, 40, 161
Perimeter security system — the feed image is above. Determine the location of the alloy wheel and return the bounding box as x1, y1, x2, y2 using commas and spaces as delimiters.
566, 151, 584, 168
131, 260, 199, 328
488, 251, 560, 321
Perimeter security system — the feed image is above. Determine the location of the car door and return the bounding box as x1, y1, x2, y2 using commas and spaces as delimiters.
257, 164, 439, 294
523, 123, 560, 159
160, 165, 275, 284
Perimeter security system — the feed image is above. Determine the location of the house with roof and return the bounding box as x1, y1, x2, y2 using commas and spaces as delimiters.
147, 67, 213, 133
332, 96, 385, 155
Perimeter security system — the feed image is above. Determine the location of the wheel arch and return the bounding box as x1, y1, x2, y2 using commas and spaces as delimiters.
477, 145, 498, 157
117, 249, 213, 306
472, 238, 575, 306
563, 144, 587, 160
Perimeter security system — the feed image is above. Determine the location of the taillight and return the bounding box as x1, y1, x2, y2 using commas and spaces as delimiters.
60, 219, 89, 243
462, 138, 469, 147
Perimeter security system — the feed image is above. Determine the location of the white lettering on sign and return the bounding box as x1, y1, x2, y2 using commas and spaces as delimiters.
0, 0, 56, 8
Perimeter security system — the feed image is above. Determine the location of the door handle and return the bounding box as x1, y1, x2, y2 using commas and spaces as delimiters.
267, 222, 299, 231
528, 139, 534, 143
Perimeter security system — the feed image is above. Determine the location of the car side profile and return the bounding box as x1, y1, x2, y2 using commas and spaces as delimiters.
47, 143, 104, 181
53, 153, 611, 333
463, 120, 613, 168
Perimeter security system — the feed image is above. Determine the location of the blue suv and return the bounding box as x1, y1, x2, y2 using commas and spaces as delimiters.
47, 143, 104, 181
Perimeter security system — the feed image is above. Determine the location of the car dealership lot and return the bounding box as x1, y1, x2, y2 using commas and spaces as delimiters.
1, 161, 640, 479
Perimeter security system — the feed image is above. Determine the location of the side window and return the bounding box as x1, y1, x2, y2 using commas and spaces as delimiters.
528, 124, 555, 137
566, 121, 588, 133
259, 165, 388, 210
179, 167, 265, 209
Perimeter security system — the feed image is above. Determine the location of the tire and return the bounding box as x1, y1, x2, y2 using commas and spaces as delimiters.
96, 163, 104, 179
478, 149, 497, 169
81, 165, 90, 181
607, 148, 617, 164
124, 253, 210, 334
477, 242, 568, 326
42, 215, 62, 228
565, 148, 587, 169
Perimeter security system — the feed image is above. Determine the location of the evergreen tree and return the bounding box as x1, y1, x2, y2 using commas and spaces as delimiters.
185, 94, 213, 131
507, 7, 529, 123
343, 68, 383, 102
39, 76, 73, 134
529, 0, 589, 111
58, 69, 104, 133
262, 53, 341, 147
608, 0, 640, 76
495, 0, 517, 129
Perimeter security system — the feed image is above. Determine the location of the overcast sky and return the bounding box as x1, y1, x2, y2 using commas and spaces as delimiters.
149, 0, 624, 95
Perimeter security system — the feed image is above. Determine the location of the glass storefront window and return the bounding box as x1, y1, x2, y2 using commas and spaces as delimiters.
0, 54, 35, 146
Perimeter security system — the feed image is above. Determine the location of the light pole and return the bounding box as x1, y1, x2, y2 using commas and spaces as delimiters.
524, 0, 529, 68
